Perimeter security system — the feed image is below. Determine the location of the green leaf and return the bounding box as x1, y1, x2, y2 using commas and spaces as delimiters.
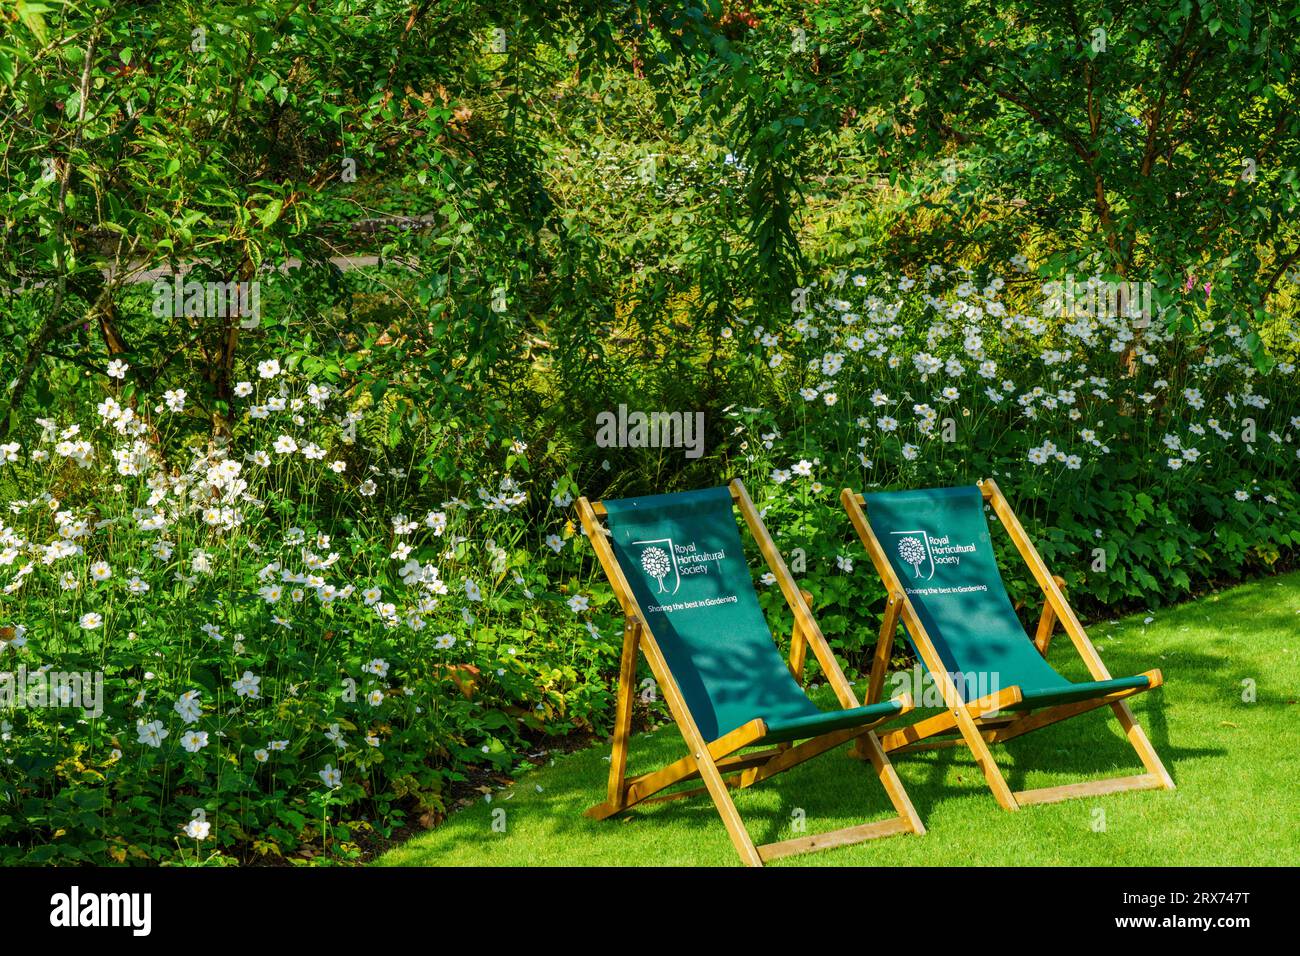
258, 199, 284, 229
15, 1, 50, 44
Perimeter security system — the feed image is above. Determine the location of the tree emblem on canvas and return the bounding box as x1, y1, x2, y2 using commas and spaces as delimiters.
640, 546, 672, 592
898, 536, 926, 578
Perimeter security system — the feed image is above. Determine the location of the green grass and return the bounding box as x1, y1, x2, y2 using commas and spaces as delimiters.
379, 572, 1300, 867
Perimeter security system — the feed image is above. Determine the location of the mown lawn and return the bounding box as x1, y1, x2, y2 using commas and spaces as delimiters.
380, 571, 1300, 867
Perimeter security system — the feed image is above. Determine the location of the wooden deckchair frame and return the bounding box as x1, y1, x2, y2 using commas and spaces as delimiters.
577, 478, 924, 866
842, 478, 1175, 810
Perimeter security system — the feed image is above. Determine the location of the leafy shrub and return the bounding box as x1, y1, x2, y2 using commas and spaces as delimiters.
719, 265, 1300, 669
0, 360, 608, 864
1, 261, 1297, 865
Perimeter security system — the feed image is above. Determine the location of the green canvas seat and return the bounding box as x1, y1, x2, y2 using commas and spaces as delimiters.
861, 485, 1151, 711
603, 487, 903, 744
843, 479, 1174, 811
580, 480, 923, 865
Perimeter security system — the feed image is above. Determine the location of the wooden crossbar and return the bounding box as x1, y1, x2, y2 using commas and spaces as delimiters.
988, 671, 1162, 744
613, 712, 907, 814
1015, 774, 1162, 806
878, 686, 1024, 753
741, 706, 907, 789
758, 817, 912, 863
587, 719, 768, 818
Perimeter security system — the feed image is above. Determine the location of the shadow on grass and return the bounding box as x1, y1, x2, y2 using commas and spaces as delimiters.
380, 571, 1300, 866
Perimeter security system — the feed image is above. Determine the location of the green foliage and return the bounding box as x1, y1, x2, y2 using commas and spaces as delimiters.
1, 1, 1297, 865
789, 0, 1300, 352
0, 360, 615, 864
728, 265, 1299, 681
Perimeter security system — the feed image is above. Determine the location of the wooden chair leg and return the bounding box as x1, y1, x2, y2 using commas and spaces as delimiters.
1111, 700, 1176, 790
750, 725, 923, 862
787, 588, 813, 684
856, 730, 925, 834
1033, 575, 1067, 655
949, 701, 1020, 810
781, 596, 810, 754
692, 744, 763, 866
866, 594, 901, 706
999, 690, 1174, 807
586, 617, 640, 818
849, 593, 902, 761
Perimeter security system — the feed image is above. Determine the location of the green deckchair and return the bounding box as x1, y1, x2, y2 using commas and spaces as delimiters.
577, 479, 923, 866
842, 479, 1174, 809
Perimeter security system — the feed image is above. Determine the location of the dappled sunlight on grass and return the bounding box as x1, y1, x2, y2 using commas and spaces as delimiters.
380, 572, 1300, 867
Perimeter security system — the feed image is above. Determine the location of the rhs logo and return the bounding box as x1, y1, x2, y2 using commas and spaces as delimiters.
640, 546, 674, 593
635, 538, 681, 595
897, 535, 929, 579
633, 536, 727, 595
891, 529, 978, 580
